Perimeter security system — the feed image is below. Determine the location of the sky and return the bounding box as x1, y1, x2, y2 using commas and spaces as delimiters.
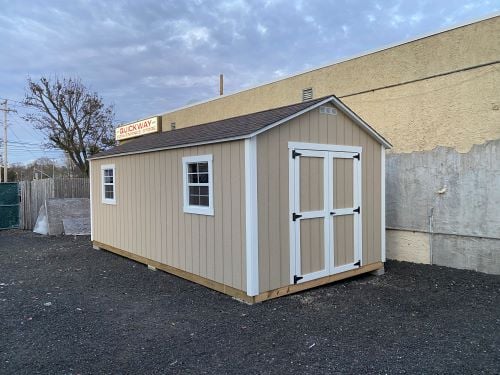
0, 0, 498, 164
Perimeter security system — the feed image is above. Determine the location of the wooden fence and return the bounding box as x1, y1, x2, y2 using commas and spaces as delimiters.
19, 178, 90, 230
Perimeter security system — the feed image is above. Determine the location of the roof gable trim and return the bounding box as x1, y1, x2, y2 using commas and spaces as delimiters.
247, 96, 392, 148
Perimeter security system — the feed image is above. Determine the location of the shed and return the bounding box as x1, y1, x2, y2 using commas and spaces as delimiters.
89, 96, 391, 303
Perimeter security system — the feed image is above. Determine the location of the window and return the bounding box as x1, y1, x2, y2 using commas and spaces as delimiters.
183, 155, 213, 215
101, 164, 116, 204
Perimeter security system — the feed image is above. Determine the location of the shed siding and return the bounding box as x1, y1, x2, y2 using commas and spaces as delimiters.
91, 141, 247, 292
257, 104, 382, 293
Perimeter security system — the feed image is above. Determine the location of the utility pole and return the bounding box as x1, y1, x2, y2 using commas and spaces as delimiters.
0, 100, 15, 183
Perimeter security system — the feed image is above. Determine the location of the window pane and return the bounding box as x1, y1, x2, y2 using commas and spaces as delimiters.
198, 173, 209, 183
189, 186, 200, 195
104, 185, 114, 199
199, 195, 209, 206
104, 169, 113, 177
104, 176, 113, 184
199, 186, 209, 195
188, 173, 198, 183
198, 162, 208, 173
189, 194, 199, 205
188, 163, 198, 173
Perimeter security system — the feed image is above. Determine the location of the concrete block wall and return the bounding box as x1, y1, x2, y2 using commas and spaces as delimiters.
386, 140, 500, 274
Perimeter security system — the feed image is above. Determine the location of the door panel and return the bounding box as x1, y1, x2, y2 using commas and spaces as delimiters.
300, 218, 325, 275
333, 158, 354, 209
333, 215, 355, 267
300, 156, 324, 212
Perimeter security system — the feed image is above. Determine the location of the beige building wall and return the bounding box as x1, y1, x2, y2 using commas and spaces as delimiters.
386, 230, 430, 264
90, 141, 247, 292
161, 16, 500, 154
256, 104, 382, 292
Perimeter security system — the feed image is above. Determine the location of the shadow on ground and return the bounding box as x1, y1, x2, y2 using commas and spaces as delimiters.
1, 230, 499, 374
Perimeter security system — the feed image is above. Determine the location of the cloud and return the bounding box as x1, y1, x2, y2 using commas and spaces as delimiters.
257, 23, 268, 36
410, 12, 424, 25
0, 0, 496, 163
141, 74, 221, 89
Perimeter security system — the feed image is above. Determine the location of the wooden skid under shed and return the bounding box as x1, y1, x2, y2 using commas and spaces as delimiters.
93, 241, 383, 303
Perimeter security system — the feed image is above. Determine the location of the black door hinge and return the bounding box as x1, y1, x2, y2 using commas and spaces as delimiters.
292, 212, 302, 221
353, 153, 360, 160
354, 260, 361, 267
294, 275, 303, 284
353, 206, 360, 214
292, 149, 302, 159
330, 211, 336, 216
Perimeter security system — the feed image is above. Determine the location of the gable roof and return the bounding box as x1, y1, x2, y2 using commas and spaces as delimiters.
91, 96, 391, 160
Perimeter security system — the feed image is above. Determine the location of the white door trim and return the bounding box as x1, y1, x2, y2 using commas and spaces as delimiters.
289, 141, 363, 284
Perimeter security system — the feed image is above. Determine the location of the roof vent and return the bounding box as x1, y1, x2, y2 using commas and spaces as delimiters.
302, 87, 313, 101
319, 106, 337, 115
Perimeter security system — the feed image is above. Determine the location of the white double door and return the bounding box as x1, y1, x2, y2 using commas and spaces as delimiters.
290, 144, 362, 284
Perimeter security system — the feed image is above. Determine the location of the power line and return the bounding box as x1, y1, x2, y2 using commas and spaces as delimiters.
8, 140, 44, 146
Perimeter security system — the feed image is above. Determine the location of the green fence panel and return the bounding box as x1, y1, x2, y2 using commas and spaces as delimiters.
0, 183, 19, 229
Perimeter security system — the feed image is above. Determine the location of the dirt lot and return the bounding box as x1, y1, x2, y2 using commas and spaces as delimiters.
0, 230, 499, 374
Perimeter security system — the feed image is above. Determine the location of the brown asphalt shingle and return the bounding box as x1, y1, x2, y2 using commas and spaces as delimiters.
92, 96, 330, 159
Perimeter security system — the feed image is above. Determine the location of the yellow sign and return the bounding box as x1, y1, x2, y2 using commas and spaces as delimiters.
115, 117, 159, 141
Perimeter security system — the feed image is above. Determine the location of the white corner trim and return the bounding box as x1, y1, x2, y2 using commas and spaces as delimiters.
182, 154, 214, 216
101, 164, 116, 205
245, 137, 259, 296
89, 162, 93, 241
381, 145, 386, 262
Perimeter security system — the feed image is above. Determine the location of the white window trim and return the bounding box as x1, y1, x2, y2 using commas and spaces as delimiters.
101, 164, 116, 205
182, 154, 214, 216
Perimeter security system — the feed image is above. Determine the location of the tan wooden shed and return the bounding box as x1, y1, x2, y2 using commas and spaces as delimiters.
89, 96, 391, 303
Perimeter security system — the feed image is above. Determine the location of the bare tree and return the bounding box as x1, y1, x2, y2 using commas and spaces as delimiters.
23, 76, 115, 176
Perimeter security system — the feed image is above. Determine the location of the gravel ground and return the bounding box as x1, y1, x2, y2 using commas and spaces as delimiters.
0, 230, 499, 374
